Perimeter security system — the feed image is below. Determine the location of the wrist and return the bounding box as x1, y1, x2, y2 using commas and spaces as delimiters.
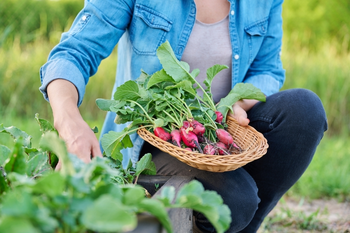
236, 99, 259, 112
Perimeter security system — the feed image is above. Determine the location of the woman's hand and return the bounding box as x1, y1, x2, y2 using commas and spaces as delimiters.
47, 79, 102, 170
229, 99, 260, 126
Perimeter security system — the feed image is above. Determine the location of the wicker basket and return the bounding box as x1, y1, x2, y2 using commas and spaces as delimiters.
137, 116, 269, 172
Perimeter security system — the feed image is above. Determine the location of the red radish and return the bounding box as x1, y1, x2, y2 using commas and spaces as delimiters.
215, 111, 224, 124
171, 129, 181, 147
190, 120, 205, 136
180, 127, 203, 153
154, 127, 171, 141
215, 129, 240, 149
184, 148, 192, 152
203, 144, 216, 155
183, 121, 191, 129
216, 142, 228, 155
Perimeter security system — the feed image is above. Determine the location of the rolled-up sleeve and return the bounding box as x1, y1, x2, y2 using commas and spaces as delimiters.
244, 0, 285, 96
39, 0, 133, 106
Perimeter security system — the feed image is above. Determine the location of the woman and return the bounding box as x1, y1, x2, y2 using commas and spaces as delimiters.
40, 0, 327, 232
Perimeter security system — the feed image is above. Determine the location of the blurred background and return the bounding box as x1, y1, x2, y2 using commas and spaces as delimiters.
0, 0, 349, 205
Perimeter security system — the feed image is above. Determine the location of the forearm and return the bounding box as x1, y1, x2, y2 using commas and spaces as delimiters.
47, 79, 102, 164
47, 79, 83, 130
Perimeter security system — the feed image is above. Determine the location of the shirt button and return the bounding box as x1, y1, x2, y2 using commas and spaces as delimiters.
234, 54, 239, 60
82, 15, 87, 21
231, 10, 235, 15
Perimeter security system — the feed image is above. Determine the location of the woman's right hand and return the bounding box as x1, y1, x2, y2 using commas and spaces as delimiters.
47, 79, 102, 170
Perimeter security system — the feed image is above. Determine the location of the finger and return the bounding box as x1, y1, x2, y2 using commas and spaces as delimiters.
91, 142, 103, 158
55, 160, 62, 171
236, 116, 250, 126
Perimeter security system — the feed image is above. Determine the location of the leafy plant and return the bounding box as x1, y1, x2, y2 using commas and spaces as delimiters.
0, 116, 231, 233
97, 40, 266, 157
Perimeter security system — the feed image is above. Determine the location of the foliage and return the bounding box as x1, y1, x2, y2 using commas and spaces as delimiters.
0, 0, 83, 48
282, 0, 350, 53
0, 116, 231, 233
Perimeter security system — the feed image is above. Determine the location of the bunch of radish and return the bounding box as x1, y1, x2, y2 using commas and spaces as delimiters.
153, 118, 241, 155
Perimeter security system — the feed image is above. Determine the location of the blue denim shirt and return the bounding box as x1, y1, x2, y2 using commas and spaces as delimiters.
40, 0, 285, 166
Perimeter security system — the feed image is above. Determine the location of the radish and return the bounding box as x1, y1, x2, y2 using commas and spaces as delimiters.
180, 127, 203, 153
203, 144, 216, 155
215, 129, 240, 149
154, 127, 171, 141
183, 121, 191, 129
190, 120, 205, 136
216, 142, 228, 155
215, 111, 223, 124
184, 148, 192, 152
171, 129, 181, 147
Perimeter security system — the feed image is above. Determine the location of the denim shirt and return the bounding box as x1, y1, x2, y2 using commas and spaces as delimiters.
39, 0, 285, 166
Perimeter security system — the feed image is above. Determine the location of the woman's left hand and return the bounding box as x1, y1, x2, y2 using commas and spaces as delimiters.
229, 99, 260, 126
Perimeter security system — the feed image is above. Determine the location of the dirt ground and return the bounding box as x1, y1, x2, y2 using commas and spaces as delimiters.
258, 197, 350, 233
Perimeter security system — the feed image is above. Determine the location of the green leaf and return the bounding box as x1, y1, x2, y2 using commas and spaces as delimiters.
0, 124, 32, 148
26, 151, 50, 177
114, 80, 141, 101
165, 80, 196, 96
4, 138, 27, 175
156, 40, 192, 82
81, 195, 137, 232
153, 118, 165, 128
135, 153, 156, 177
137, 198, 173, 233
0, 145, 11, 165
122, 185, 146, 205
0, 171, 8, 194
101, 131, 133, 161
39, 132, 75, 176
191, 68, 200, 78
174, 180, 231, 233
91, 126, 99, 133
6, 172, 35, 187
157, 186, 175, 207
0, 217, 40, 233
147, 69, 175, 89
216, 83, 266, 121
1, 190, 37, 216
91, 183, 123, 201
32, 172, 65, 197
205, 64, 229, 87
95, 98, 116, 111
35, 113, 57, 135
229, 83, 266, 101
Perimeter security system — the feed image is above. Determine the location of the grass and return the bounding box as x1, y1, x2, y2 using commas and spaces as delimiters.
287, 134, 350, 201
258, 197, 329, 233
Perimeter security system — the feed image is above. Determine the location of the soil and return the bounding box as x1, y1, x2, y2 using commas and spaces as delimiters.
258, 197, 350, 233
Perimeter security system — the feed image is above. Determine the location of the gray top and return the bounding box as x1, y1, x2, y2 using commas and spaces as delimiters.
181, 14, 232, 103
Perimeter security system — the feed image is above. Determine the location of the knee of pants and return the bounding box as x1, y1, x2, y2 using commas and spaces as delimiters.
270, 88, 328, 134
228, 192, 260, 232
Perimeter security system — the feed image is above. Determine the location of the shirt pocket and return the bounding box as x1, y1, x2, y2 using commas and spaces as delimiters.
244, 18, 269, 64
129, 4, 172, 55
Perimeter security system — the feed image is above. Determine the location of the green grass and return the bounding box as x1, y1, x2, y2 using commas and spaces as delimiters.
281, 40, 350, 136
287, 134, 350, 200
